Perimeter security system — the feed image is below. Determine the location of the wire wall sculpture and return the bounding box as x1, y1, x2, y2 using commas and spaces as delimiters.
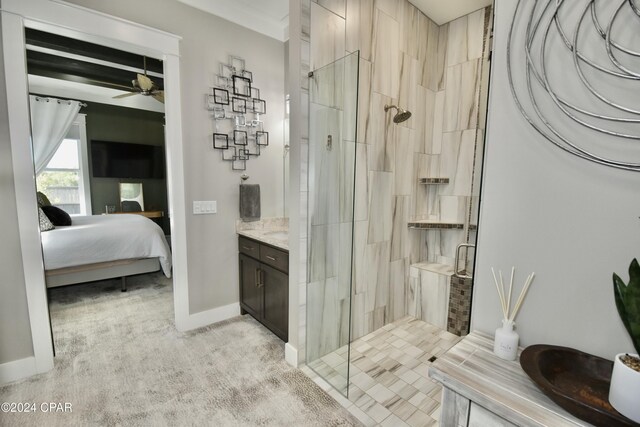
207, 55, 269, 171
507, 0, 640, 171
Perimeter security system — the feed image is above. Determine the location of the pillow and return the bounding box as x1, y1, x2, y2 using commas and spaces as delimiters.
42, 205, 72, 226
36, 191, 51, 207
38, 207, 55, 232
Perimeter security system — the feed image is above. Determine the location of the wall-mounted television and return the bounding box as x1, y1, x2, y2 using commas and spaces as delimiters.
91, 140, 165, 179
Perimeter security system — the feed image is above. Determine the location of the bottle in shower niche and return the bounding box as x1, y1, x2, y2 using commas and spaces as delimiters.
493, 319, 519, 361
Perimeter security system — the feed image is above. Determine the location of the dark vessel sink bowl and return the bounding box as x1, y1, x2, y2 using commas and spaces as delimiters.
520, 344, 640, 427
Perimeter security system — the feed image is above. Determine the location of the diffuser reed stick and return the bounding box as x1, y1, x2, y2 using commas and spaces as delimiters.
499, 271, 507, 314
491, 267, 507, 319
508, 273, 535, 323
507, 267, 515, 315
490, 267, 536, 322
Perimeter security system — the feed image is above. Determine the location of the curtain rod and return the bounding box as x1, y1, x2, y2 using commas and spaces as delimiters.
32, 95, 88, 108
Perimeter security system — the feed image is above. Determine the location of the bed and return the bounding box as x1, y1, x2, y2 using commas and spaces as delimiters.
42, 214, 172, 291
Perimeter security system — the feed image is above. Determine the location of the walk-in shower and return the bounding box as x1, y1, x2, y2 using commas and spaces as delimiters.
304, 4, 493, 401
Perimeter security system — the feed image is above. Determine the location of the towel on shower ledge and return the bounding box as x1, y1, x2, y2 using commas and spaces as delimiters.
239, 183, 261, 222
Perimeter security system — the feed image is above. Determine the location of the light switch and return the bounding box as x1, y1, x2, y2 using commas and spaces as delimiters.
193, 201, 217, 215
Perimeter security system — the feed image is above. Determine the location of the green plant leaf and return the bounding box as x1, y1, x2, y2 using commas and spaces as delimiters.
626, 259, 640, 354
613, 259, 640, 355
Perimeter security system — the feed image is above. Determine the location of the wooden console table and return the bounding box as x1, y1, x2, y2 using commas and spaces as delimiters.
111, 211, 164, 219
429, 331, 590, 427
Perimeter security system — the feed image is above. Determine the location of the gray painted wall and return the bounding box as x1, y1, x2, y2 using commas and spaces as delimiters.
83, 102, 169, 234
67, 0, 286, 314
472, 0, 637, 359
0, 27, 35, 364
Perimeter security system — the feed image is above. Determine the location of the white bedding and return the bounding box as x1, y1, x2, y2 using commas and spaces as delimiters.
41, 214, 172, 277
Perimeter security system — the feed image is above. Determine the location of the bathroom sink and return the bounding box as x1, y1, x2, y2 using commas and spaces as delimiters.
520, 344, 638, 426
264, 231, 288, 240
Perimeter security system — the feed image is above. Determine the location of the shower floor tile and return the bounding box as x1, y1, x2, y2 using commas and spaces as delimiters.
303, 316, 461, 426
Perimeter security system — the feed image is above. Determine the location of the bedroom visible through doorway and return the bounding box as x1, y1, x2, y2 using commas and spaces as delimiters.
26, 28, 174, 357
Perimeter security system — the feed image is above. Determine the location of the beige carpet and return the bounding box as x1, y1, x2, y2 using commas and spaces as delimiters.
0, 273, 359, 426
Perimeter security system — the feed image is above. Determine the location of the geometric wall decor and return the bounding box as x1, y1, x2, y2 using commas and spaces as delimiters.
213, 133, 229, 149
207, 55, 268, 171
507, 0, 640, 172
213, 88, 229, 105
256, 131, 269, 146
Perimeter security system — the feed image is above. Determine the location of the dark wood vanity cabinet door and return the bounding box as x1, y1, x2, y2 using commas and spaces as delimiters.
261, 264, 288, 342
239, 253, 262, 318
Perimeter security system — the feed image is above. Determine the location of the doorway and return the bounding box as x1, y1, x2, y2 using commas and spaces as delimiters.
1, 0, 189, 377
26, 29, 173, 353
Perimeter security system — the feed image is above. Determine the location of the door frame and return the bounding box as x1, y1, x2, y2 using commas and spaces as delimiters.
1, 0, 190, 378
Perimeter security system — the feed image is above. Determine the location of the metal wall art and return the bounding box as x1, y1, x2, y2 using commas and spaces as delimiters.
207, 55, 269, 170
508, 0, 640, 172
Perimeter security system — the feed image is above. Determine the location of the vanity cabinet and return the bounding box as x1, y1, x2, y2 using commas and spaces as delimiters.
238, 236, 288, 341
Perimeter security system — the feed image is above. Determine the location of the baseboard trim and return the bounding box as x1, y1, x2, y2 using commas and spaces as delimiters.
177, 302, 240, 331
285, 343, 298, 367
0, 356, 37, 385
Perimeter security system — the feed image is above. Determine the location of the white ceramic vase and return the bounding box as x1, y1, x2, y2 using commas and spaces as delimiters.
609, 353, 640, 423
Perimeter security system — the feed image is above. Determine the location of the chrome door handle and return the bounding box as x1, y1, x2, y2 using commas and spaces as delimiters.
454, 243, 475, 279
265, 255, 277, 261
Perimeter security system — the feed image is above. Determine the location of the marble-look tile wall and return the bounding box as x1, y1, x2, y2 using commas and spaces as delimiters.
409, 7, 491, 333
410, 8, 490, 268
298, 0, 492, 365
408, 263, 453, 329
344, 0, 454, 344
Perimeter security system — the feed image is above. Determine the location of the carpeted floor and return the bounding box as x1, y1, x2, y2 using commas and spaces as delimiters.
0, 273, 360, 426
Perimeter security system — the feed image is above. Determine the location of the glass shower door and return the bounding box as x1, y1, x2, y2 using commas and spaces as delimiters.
306, 51, 359, 397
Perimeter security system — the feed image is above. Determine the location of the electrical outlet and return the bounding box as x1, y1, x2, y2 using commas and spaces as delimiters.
193, 201, 217, 214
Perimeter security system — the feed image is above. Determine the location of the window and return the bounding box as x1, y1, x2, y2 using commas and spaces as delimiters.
36, 114, 91, 215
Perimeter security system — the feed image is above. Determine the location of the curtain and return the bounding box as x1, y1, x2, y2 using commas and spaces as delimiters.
29, 96, 81, 175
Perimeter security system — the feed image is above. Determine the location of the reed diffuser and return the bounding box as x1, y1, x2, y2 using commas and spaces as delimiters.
491, 267, 536, 361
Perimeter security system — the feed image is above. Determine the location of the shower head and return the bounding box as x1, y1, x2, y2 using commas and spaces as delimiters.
384, 104, 412, 123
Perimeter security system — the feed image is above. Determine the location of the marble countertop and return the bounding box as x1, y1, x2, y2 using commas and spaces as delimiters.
429, 331, 590, 427
236, 218, 288, 251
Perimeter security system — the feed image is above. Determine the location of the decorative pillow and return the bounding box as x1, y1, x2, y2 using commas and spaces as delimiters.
36, 191, 51, 207
38, 207, 55, 232
42, 205, 72, 226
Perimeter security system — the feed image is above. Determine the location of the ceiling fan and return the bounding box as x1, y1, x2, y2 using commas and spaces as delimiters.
113, 57, 164, 103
